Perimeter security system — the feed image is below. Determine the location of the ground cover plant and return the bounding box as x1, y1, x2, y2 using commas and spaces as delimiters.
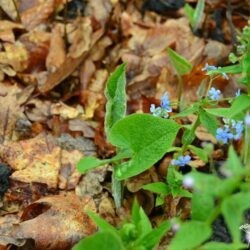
0, 0, 250, 249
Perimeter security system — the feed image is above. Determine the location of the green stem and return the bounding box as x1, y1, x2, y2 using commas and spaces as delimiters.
177, 74, 183, 110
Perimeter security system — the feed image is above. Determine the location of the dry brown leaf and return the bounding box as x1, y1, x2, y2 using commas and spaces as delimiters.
67, 17, 92, 59
50, 102, 84, 120
0, 82, 33, 141
20, 0, 56, 30
11, 146, 61, 189
0, 21, 24, 43
58, 149, 83, 190
0, 134, 55, 171
9, 194, 96, 250
46, 24, 66, 73
0, 42, 29, 72
68, 119, 96, 138
0, 0, 18, 20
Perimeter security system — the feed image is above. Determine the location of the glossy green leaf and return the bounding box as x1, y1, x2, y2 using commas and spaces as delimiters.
109, 114, 180, 180
167, 47, 192, 76
200, 242, 247, 250
228, 94, 250, 118
105, 63, 127, 139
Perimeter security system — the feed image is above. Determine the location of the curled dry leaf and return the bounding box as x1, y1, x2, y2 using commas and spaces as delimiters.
9, 194, 96, 250
0, 0, 18, 20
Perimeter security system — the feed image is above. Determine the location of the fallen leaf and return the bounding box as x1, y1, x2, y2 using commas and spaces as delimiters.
10, 194, 96, 249
0, 21, 24, 43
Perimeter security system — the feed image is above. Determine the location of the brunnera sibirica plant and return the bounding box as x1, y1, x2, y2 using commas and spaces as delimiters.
75, 23, 250, 250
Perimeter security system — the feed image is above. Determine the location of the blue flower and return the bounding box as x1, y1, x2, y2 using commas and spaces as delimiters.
235, 89, 241, 97
245, 114, 250, 126
171, 155, 191, 167
208, 87, 221, 100
202, 63, 229, 80
202, 63, 217, 71
161, 92, 172, 112
216, 125, 234, 144
150, 92, 172, 118
231, 120, 244, 140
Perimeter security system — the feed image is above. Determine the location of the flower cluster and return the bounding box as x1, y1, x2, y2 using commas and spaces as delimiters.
202, 63, 229, 80
207, 87, 221, 101
171, 155, 191, 167
216, 119, 244, 144
150, 92, 172, 118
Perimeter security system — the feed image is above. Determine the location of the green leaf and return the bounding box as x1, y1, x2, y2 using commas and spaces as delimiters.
192, 0, 205, 31
135, 221, 171, 250
200, 242, 247, 250
77, 149, 132, 174
206, 64, 242, 76
199, 109, 218, 136
188, 145, 208, 162
184, 3, 195, 26
182, 126, 197, 146
169, 221, 212, 250
105, 63, 127, 139
191, 192, 214, 221
109, 114, 180, 180
167, 47, 192, 76
220, 146, 244, 176
77, 157, 110, 173
138, 207, 152, 236
228, 94, 250, 118
142, 182, 170, 195
222, 192, 250, 243
87, 211, 117, 233
205, 107, 231, 118
73, 231, 125, 250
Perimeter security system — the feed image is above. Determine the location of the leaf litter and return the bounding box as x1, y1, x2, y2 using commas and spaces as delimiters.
0, 0, 249, 249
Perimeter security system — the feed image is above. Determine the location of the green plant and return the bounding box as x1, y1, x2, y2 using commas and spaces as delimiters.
77, 22, 250, 249
73, 200, 171, 250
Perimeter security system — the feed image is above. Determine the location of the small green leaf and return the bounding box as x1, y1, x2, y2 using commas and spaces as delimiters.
167, 47, 192, 76
87, 211, 117, 233
184, 3, 195, 26
199, 109, 218, 136
206, 64, 242, 76
192, 0, 205, 31
73, 231, 125, 250
142, 182, 170, 195
105, 63, 127, 139
169, 221, 212, 250
110, 114, 180, 180
205, 107, 231, 118
77, 157, 110, 173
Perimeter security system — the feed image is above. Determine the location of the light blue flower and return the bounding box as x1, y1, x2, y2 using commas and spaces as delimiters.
171, 155, 191, 167
208, 87, 221, 100
245, 114, 250, 126
202, 63, 217, 71
161, 92, 172, 112
202, 63, 229, 80
183, 175, 194, 188
216, 125, 234, 144
231, 120, 244, 140
150, 92, 172, 118
235, 89, 241, 97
